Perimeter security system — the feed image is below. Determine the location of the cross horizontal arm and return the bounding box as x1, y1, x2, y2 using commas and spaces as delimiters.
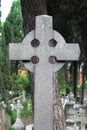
9, 43, 34, 60
54, 44, 80, 61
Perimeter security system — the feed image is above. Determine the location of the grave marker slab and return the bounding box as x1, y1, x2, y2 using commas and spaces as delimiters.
13, 100, 24, 130
26, 124, 34, 130
9, 15, 80, 130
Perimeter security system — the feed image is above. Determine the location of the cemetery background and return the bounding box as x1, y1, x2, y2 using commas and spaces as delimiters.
0, 0, 87, 130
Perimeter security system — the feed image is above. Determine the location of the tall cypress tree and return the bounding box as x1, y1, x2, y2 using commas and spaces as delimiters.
0, 0, 24, 100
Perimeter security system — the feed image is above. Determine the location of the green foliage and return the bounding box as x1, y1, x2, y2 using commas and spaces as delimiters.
58, 68, 72, 96
0, 44, 11, 99
0, 45, 3, 57
0, 45, 4, 93
21, 100, 33, 117
84, 79, 87, 89
0, 0, 24, 100
12, 91, 19, 97
58, 68, 66, 93
5, 107, 16, 124
76, 121, 81, 126
12, 72, 30, 93
3, 0, 24, 44
8, 126, 15, 130
3, 20, 12, 44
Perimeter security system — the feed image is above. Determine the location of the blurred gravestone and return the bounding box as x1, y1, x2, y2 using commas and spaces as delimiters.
12, 100, 24, 130
26, 124, 34, 130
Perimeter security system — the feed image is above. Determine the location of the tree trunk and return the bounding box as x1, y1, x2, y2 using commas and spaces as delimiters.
20, 0, 47, 35
64, 63, 70, 95
53, 73, 66, 130
73, 61, 78, 99
80, 67, 85, 104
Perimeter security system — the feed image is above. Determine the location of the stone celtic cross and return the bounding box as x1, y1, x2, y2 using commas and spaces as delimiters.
9, 15, 80, 130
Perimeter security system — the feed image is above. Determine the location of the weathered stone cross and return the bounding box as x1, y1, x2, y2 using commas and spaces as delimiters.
9, 15, 80, 130
15, 100, 23, 118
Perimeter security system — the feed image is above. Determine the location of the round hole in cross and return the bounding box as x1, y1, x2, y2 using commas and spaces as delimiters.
49, 56, 57, 64
49, 39, 57, 47
31, 56, 39, 64
31, 39, 40, 47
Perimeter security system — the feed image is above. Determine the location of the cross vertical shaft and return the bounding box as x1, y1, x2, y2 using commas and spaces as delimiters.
34, 15, 53, 130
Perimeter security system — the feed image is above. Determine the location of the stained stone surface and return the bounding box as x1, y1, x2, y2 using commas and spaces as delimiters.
9, 15, 80, 130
